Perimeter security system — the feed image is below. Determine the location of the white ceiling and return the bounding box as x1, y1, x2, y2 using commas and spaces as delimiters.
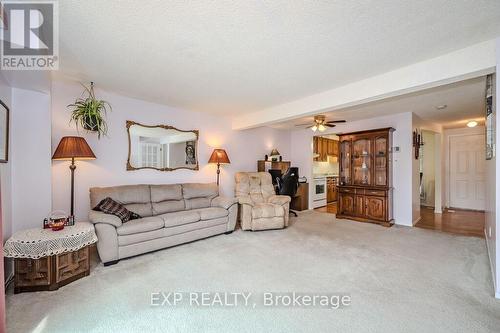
57, 1, 500, 116
274, 76, 487, 130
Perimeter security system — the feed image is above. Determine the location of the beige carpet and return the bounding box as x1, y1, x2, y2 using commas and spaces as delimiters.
6, 211, 500, 332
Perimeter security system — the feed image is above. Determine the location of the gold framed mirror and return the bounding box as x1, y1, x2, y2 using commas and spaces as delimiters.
126, 120, 199, 171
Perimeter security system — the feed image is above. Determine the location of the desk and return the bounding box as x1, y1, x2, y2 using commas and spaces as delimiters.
291, 183, 309, 211
257, 160, 291, 174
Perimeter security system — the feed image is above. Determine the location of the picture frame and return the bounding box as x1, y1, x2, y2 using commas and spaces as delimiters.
185, 141, 197, 165
0, 99, 9, 163
485, 74, 494, 160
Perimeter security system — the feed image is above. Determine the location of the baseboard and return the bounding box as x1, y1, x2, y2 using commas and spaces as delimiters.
484, 229, 498, 298
412, 216, 422, 226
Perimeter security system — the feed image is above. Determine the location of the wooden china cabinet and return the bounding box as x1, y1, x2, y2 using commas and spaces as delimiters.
337, 128, 395, 227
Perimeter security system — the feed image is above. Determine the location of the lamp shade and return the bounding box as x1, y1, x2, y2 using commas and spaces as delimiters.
208, 149, 230, 164
270, 148, 280, 156
52, 136, 96, 160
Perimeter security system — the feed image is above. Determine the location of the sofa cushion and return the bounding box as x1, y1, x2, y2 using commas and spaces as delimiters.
152, 200, 185, 215
196, 207, 229, 220
116, 216, 164, 236
183, 183, 218, 210
90, 185, 153, 217
235, 172, 275, 204
151, 184, 183, 202
163, 218, 228, 238
151, 184, 185, 214
159, 210, 201, 228
118, 229, 165, 246
251, 203, 284, 219
123, 203, 154, 218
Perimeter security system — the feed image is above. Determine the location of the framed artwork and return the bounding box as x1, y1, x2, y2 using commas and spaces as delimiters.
485, 74, 494, 160
0, 99, 9, 163
185, 141, 197, 165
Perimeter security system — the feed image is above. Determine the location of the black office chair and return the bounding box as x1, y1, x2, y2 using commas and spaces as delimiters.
277, 167, 299, 217
268, 169, 283, 194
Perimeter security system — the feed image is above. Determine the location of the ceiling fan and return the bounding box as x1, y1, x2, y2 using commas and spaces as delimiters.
295, 115, 346, 132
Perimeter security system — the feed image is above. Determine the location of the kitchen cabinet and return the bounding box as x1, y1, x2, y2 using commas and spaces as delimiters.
337, 127, 394, 227
327, 139, 339, 157
313, 137, 339, 162
326, 177, 337, 203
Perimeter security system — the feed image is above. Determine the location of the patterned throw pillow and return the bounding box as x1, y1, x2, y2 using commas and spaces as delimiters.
93, 197, 141, 223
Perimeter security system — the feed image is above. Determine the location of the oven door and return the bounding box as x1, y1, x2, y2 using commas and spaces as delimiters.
314, 179, 327, 200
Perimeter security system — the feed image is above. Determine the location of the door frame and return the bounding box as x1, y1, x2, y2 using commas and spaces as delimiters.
444, 126, 486, 209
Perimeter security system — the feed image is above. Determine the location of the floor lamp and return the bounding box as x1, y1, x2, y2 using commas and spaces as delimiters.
208, 149, 230, 186
52, 136, 96, 217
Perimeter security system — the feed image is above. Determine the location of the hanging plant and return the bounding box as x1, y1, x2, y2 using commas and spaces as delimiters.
68, 82, 112, 139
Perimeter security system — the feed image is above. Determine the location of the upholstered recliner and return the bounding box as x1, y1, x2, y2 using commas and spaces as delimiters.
235, 172, 291, 231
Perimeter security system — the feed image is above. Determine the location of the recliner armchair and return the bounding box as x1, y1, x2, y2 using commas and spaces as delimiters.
235, 172, 291, 231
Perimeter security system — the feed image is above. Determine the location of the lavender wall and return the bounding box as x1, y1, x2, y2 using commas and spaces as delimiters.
51, 80, 291, 221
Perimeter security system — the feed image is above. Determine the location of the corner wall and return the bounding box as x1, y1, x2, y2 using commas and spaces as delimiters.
486, 40, 499, 298
411, 114, 442, 225
485, 38, 499, 298
0, 77, 52, 282
0, 77, 12, 244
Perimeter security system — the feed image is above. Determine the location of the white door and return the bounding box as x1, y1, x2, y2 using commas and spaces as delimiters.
449, 134, 485, 210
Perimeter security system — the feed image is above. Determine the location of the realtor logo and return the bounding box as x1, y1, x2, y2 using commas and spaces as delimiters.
1, 1, 58, 70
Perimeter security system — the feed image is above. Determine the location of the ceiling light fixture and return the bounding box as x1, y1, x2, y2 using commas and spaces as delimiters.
435, 105, 447, 110
467, 121, 478, 128
299, 115, 346, 132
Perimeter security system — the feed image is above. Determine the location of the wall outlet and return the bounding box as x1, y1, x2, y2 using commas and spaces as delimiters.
489, 226, 492, 238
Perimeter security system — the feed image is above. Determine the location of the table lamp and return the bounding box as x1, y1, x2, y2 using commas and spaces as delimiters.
52, 136, 96, 216
208, 149, 230, 186
270, 148, 281, 161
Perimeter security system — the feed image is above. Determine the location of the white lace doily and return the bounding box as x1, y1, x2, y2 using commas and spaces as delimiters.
3, 222, 98, 259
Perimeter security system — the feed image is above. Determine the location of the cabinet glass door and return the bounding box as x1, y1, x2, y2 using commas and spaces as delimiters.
353, 138, 371, 185
340, 141, 351, 185
374, 137, 387, 186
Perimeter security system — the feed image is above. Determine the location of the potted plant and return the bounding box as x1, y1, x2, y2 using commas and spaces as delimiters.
68, 82, 111, 138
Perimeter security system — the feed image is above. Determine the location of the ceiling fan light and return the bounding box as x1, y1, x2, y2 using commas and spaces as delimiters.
311, 125, 318, 132
318, 124, 326, 132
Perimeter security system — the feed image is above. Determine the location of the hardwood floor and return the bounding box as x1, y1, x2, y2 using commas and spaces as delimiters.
415, 206, 485, 238
316, 204, 484, 237
315, 202, 337, 214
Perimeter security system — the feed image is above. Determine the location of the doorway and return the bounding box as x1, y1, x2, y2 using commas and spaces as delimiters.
312, 134, 339, 214
448, 133, 485, 210
416, 126, 486, 237
419, 130, 440, 210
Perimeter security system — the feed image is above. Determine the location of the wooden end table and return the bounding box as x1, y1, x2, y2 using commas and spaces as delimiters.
3, 222, 98, 294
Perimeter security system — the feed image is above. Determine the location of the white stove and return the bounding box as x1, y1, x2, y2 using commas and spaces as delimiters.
312, 176, 327, 208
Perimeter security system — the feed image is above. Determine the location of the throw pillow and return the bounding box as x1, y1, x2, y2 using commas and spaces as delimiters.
93, 197, 141, 223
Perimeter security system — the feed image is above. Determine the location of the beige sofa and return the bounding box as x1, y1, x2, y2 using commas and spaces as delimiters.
235, 172, 291, 231
89, 183, 237, 265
